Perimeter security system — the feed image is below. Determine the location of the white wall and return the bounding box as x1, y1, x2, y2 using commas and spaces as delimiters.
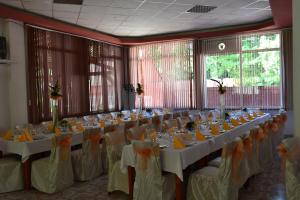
0, 19, 28, 129
293, 0, 300, 137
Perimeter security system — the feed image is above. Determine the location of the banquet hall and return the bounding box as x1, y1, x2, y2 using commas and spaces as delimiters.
0, 0, 299, 199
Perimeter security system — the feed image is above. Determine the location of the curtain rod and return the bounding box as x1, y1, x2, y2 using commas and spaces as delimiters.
25, 24, 123, 47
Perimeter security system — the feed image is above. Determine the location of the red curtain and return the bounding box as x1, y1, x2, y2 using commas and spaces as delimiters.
129, 40, 195, 109
27, 26, 124, 123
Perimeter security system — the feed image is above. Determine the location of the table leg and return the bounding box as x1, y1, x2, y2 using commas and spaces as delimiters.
128, 166, 135, 200
176, 176, 183, 200
22, 158, 32, 190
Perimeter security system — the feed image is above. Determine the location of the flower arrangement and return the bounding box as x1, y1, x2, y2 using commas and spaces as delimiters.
210, 79, 226, 94
136, 83, 144, 95
49, 81, 62, 100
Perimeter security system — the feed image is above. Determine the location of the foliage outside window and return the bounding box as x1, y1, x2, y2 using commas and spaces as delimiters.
205, 32, 282, 109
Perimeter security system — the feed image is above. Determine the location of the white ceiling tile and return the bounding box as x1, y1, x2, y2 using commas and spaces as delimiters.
55, 17, 77, 24
111, 0, 143, 9
81, 5, 108, 13
82, 0, 113, 7
53, 4, 81, 12
106, 7, 136, 15
164, 3, 193, 13
0, 0, 23, 8
138, 2, 170, 10
23, 0, 52, 10
53, 11, 79, 19
30, 9, 53, 17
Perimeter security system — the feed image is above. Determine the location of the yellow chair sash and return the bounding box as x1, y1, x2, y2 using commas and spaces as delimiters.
133, 146, 160, 171
243, 136, 253, 155
56, 136, 72, 161
85, 133, 101, 152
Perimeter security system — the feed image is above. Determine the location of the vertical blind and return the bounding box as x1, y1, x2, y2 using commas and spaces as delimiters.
27, 26, 124, 123
203, 32, 282, 109
129, 40, 195, 109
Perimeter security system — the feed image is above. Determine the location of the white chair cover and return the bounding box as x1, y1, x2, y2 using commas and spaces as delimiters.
31, 134, 74, 193
132, 140, 175, 200
187, 137, 245, 200
105, 125, 129, 194
0, 156, 23, 193
72, 128, 103, 181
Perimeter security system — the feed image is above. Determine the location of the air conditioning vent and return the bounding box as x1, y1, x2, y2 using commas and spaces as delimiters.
186, 5, 217, 13
53, 0, 83, 5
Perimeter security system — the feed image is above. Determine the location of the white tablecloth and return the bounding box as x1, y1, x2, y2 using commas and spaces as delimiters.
120, 114, 271, 181
0, 126, 101, 162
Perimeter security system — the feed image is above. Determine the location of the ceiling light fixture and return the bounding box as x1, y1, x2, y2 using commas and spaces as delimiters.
53, 0, 83, 5
186, 5, 217, 13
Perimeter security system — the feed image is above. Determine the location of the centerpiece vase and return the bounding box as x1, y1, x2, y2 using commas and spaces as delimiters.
51, 99, 59, 132
137, 95, 143, 114
220, 94, 225, 122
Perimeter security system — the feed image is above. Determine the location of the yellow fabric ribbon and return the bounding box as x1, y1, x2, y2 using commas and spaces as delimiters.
223, 121, 232, 131
271, 122, 279, 132
2, 130, 13, 140
58, 136, 72, 161
173, 136, 186, 149
99, 121, 105, 128
210, 124, 220, 135
243, 136, 253, 155
195, 130, 206, 141
85, 133, 101, 152
239, 116, 248, 124
231, 141, 245, 183
247, 113, 254, 121
76, 124, 85, 132
55, 127, 62, 136
18, 129, 33, 142
231, 118, 241, 127
134, 146, 160, 171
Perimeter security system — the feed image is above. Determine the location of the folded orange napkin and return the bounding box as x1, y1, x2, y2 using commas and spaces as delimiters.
231, 118, 241, 127
253, 112, 258, 118
195, 130, 206, 141
76, 124, 85, 132
239, 116, 248, 123
258, 111, 264, 116
223, 122, 232, 131
138, 114, 143, 120
173, 136, 186, 149
18, 129, 33, 142
210, 124, 220, 135
149, 131, 157, 141
55, 127, 62, 136
2, 130, 13, 140
130, 114, 136, 121
247, 113, 254, 121
99, 121, 105, 128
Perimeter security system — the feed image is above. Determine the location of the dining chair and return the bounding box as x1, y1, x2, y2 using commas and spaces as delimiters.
0, 152, 23, 193
277, 137, 300, 200
132, 140, 175, 200
187, 137, 245, 200
127, 124, 150, 142
162, 119, 178, 132
72, 128, 103, 181
258, 121, 274, 168
31, 134, 74, 193
151, 115, 162, 132
105, 126, 128, 194
177, 116, 191, 129
182, 110, 190, 117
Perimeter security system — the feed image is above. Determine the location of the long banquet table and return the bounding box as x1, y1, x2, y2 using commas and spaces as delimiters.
120, 114, 271, 200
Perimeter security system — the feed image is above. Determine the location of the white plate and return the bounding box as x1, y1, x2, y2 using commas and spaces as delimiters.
159, 144, 169, 148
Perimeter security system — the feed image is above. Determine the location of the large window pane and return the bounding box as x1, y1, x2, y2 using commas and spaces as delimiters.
205, 54, 241, 108
242, 51, 281, 108
242, 33, 280, 50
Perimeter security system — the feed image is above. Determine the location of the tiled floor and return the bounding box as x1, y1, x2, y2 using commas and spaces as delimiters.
0, 161, 285, 200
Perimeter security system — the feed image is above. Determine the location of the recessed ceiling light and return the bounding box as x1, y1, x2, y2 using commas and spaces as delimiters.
186, 5, 217, 13
53, 0, 83, 5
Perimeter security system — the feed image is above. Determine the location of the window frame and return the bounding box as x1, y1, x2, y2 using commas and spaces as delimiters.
204, 31, 283, 109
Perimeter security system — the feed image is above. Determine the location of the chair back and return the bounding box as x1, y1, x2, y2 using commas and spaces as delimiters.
162, 119, 178, 131
132, 140, 163, 199
151, 115, 161, 132
50, 133, 73, 162
163, 113, 172, 120
82, 128, 102, 155
139, 118, 151, 126
177, 116, 191, 129
173, 112, 181, 119
127, 124, 150, 142
105, 125, 126, 166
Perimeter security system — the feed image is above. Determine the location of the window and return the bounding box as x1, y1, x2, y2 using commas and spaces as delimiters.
129, 40, 195, 109
204, 32, 282, 109
27, 26, 124, 123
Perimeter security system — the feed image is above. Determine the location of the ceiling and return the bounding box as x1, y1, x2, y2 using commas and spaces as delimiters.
0, 0, 272, 37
